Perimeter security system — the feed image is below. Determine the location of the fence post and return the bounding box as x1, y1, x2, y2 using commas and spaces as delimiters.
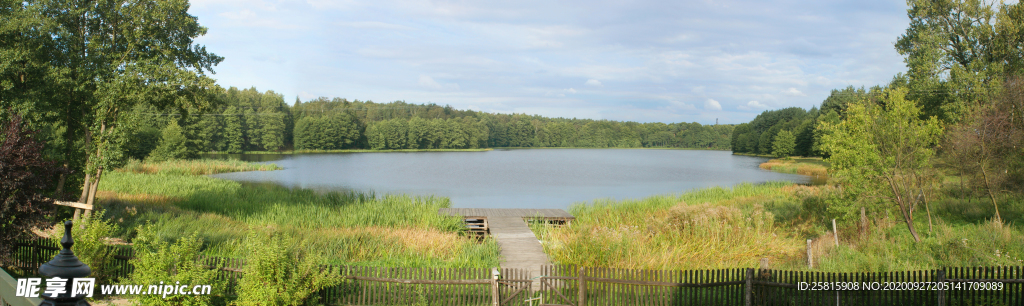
491, 267, 500, 306
744, 268, 753, 306
832, 219, 839, 247
577, 267, 586, 306
936, 269, 946, 306
807, 239, 813, 268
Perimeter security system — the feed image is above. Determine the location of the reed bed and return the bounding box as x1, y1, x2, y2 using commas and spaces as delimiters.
120, 158, 281, 175
536, 182, 807, 271
759, 158, 829, 177
97, 159, 500, 268
536, 181, 1024, 272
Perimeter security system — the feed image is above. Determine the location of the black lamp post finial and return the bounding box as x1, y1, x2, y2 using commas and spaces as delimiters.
37, 220, 92, 306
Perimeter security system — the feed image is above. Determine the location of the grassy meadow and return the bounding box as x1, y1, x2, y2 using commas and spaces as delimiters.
533, 181, 1024, 272
96, 159, 500, 268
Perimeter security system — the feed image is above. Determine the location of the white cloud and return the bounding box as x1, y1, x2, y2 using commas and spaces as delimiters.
566, 88, 577, 94
782, 87, 807, 96
737, 100, 771, 111
704, 99, 722, 111
585, 79, 603, 87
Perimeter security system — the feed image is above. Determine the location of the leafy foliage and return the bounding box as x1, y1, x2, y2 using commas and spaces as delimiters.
232, 231, 344, 306
148, 122, 190, 162
771, 130, 796, 158
48, 210, 121, 286
126, 226, 226, 306
819, 87, 943, 242
0, 113, 62, 262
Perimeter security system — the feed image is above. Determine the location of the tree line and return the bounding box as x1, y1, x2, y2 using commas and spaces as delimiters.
123, 93, 735, 156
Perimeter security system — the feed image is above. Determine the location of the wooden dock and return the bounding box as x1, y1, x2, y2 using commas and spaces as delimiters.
439, 208, 574, 290
438, 208, 574, 219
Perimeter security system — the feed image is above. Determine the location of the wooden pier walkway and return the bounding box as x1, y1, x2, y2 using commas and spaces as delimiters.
439, 208, 574, 290
438, 208, 574, 219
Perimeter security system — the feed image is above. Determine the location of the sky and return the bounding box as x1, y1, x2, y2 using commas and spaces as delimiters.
188, 0, 911, 124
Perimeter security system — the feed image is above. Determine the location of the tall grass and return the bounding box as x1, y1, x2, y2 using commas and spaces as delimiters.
120, 158, 281, 175
98, 159, 500, 268
538, 182, 1024, 272
759, 158, 829, 177
537, 182, 807, 270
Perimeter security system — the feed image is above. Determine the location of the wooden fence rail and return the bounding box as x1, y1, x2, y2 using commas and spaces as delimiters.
5, 239, 1024, 305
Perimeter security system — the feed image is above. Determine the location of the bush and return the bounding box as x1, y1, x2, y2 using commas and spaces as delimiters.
232, 230, 344, 306
0, 113, 63, 262
125, 225, 226, 306
49, 211, 121, 286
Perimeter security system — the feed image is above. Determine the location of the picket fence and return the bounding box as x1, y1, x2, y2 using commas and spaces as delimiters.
6, 239, 1023, 305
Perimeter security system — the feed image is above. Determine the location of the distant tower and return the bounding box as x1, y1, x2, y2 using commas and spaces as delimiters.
716, 118, 718, 125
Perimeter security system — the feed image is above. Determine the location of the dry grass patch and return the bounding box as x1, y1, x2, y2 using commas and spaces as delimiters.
760, 158, 828, 177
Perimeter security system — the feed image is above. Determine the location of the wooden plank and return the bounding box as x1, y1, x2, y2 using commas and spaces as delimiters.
54, 201, 92, 210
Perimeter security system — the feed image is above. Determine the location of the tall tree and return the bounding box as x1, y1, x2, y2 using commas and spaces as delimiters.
771, 130, 796, 158
819, 87, 943, 242
224, 106, 245, 154
2, 0, 223, 209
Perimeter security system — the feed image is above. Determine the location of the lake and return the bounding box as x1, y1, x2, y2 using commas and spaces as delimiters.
209, 149, 810, 210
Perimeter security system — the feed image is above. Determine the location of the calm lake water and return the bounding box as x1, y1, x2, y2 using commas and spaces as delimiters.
209, 149, 810, 210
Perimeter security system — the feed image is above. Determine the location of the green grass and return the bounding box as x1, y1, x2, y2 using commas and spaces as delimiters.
98, 159, 500, 268
535, 181, 1024, 272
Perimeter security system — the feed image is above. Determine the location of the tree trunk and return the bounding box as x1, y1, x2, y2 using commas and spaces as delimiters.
55, 164, 67, 199
902, 207, 921, 242
888, 177, 920, 242
83, 166, 103, 220
78, 128, 94, 202
78, 172, 91, 203
922, 187, 933, 234
980, 164, 1001, 223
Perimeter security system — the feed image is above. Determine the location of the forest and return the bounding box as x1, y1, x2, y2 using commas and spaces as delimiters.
120, 88, 735, 158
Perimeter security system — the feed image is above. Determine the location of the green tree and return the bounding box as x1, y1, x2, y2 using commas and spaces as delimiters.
895, 0, 1020, 123
771, 130, 796, 158
148, 121, 189, 161
260, 110, 286, 151
224, 106, 245, 154
819, 87, 943, 242
18, 0, 224, 208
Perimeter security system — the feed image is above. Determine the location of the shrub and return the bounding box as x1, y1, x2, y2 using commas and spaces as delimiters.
0, 113, 63, 262
232, 230, 344, 306
125, 225, 226, 306
49, 211, 121, 286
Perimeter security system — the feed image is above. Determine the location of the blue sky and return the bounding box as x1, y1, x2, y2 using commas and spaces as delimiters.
188, 0, 910, 124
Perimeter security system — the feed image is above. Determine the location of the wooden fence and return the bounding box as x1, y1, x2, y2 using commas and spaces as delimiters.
539, 264, 1024, 306
5, 239, 1024, 305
